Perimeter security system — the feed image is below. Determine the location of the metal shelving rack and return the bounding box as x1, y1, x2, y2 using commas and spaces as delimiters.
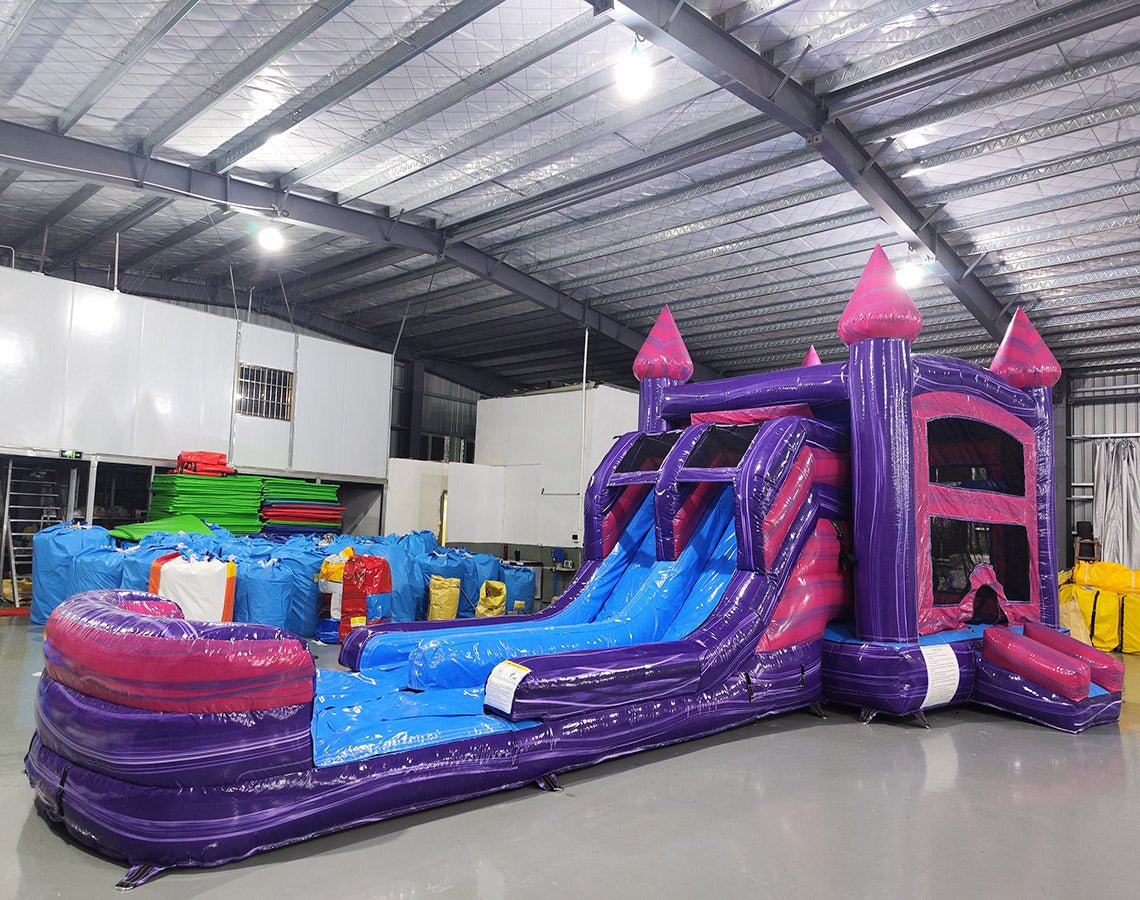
2, 459, 66, 607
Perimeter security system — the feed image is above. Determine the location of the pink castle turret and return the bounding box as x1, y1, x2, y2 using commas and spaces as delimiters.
989, 308, 1061, 389
634, 306, 694, 382
801, 345, 822, 366
838, 244, 923, 345
635, 306, 693, 433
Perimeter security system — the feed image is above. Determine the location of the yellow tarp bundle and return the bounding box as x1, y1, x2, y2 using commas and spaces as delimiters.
476, 580, 507, 618
1060, 583, 1121, 652
1070, 560, 1140, 595
1058, 593, 1092, 646
427, 575, 460, 621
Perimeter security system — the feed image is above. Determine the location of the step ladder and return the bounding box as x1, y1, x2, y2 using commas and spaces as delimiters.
2, 459, 65, 607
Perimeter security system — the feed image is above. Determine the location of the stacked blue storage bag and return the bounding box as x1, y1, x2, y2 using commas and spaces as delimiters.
31, 523, 114, 623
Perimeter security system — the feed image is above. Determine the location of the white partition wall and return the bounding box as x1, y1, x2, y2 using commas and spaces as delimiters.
0, 268, 393, 480
385, 459, 448, 536
463, 384, 638, 547
231, 323, 295, 472
292, 337, 391, 479
446, 463, 506, 543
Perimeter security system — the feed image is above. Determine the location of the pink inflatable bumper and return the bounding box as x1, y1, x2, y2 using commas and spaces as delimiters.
43, 590, 315, 713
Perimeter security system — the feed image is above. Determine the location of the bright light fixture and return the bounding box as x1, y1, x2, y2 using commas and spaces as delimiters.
896, 261, 927, 289
257, 225, 285, 252
615, 41, 653, 101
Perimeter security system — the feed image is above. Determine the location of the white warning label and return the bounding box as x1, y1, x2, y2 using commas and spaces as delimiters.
485, 660, 531, 714
920, 644, 961, 709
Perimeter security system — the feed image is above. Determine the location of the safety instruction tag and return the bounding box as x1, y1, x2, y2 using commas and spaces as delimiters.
485, 660, 531, 714
920, 644, 961, 709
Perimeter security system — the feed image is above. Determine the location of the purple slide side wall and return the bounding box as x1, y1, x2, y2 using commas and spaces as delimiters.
1031, 386, 1060, 627
848, 339, 918, 644
26, 641, 821, 871
35, 675, 312, 787
503, 493, 831, 722
583, 430, 645, 561
499, 418, 848, 722
660, 363, 849, 420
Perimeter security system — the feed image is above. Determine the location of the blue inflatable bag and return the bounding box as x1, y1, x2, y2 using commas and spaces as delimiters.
499, 563, 536, 615
66, 546, 127, 597
233, 558, 293, 629
31, 523, 114, 624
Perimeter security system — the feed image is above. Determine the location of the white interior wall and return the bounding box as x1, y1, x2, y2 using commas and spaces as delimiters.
446, 463, 506, 544
0, 268, 392, 480
385, 458, 447, 536
472, 384, 637, 547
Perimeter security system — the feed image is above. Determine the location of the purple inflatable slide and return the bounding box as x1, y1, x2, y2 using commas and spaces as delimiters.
26, 246, 1120, 886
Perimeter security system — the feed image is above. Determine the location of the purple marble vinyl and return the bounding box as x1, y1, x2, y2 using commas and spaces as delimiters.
653, 424, 713, 561
913, 356, 1038, 421
821, 639, 976, 717
1031, 387, 1060, 627
35, 675, 312, 787
27, 641, 821, 870
972, 657, 1121, 733
660, 363, 849, 420
639, 376, 680, 433
848, 339, 918, 643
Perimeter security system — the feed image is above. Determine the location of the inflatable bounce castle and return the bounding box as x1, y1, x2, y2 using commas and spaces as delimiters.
26, 247, 1122, 886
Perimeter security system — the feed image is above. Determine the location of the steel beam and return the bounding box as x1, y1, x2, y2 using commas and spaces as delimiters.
9, 184, 102, 251
47, 198, 176, 272
602, 0, 1097, 337
211, 0, 505, 173
0, 167, 20, 198
822, 0, 1138, 102
280, 10, 606, 190
55, 0, 201, 135
120, 208, 239, 270
0, 0, 43, 63
143, 0, 358, 152
0, 121, 701, 375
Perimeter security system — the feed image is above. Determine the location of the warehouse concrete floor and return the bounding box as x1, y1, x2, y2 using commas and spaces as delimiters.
3, 617, 1137, 900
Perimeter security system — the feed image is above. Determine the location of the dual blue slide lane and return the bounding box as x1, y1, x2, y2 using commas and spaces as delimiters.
493, 417, 849, 721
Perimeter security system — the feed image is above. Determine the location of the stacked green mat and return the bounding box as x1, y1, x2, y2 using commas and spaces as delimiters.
150, 474, 265, 535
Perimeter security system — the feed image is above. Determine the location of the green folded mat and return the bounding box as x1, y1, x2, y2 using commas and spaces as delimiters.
149, 474, 266, 535
109, 515, 213, 541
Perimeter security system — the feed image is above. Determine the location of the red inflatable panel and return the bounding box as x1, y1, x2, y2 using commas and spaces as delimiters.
982, 627, 1090, 703
1023, 621, 1123, 692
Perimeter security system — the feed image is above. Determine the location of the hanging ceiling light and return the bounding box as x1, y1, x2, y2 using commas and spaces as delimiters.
896, 260, 928, 289
257, 224, 285, 252
615, 37, 653, 101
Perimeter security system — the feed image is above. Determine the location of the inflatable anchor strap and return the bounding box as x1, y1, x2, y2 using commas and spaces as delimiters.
116, 865, 166, 891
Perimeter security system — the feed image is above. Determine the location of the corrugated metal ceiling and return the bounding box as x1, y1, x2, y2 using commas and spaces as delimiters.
0, 0, 1136, 391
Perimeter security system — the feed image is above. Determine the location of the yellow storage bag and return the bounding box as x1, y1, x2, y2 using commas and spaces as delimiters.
427, 575, 461, 621
1122, 592, 1140, 654
1062, 583, 1121, 652
476, 580, 507, 618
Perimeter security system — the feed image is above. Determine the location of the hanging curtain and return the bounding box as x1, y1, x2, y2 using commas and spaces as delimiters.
1093, 439, 1140, 568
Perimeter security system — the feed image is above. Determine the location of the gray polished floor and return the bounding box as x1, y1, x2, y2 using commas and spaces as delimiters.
3, 616, 1137, 899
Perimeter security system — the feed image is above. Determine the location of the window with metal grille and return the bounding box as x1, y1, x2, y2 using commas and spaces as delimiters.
236, 365, 294, 421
